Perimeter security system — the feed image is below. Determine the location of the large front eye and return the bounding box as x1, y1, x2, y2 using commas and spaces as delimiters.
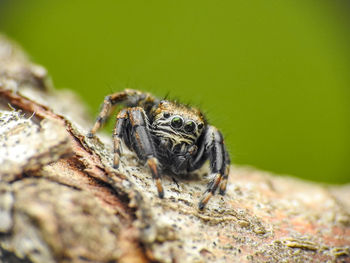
171, 116, 183, 129
184, 121, 196, 133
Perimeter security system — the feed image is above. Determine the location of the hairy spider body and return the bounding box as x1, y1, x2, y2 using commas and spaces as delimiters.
88, 89, 230, 210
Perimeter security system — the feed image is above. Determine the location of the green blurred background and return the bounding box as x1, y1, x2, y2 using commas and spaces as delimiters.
1, 0, 349, 183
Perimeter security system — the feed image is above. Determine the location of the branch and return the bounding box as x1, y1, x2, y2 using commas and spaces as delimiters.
0, 35, 349, 263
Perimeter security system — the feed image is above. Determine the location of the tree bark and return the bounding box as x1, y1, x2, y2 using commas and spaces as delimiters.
0, 35, 349, 263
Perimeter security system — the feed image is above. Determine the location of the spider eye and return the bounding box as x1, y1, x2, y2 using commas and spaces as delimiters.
184, 121, 196, 133
198, 123, 204, 130
171, 116, 183, 129
163, 112, 170, 118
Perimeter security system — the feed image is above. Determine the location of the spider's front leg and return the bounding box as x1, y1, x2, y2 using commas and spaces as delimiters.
196, 126, 230, 210
113, 107, 164, 198
112, 109, 128, 169
88, 89, 157, 137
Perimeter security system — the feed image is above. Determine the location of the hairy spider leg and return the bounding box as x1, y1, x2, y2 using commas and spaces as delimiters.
127, 107, 164, 198
88, 89, 157, 137
112, 109, 128, 169
198, 126, 228, 210
219, 149, 230, 195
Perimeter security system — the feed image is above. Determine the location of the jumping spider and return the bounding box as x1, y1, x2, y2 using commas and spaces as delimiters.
88, 89, 230, 210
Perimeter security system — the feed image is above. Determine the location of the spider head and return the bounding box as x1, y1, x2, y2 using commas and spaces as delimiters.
151, 100, 206, 147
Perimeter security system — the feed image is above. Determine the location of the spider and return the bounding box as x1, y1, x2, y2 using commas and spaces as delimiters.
87, 89, 230, 210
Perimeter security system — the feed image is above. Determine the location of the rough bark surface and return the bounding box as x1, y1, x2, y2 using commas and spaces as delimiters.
0, 35, 349, 263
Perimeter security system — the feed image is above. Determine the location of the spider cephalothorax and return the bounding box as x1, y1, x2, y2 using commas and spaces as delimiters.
150, 101, 205, 166
88, 89, 230, 210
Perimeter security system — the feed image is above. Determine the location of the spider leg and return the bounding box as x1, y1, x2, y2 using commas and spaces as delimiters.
88, 95, 114, 137
219, 149, 230, 195
127, 107, 164, 198
88, 89, 158, 137
197, 125, 229, 210
171, 176, 180, 189
112, 109, 128, 169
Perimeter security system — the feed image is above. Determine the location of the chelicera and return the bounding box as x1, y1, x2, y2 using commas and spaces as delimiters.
88, 89, 230, 210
